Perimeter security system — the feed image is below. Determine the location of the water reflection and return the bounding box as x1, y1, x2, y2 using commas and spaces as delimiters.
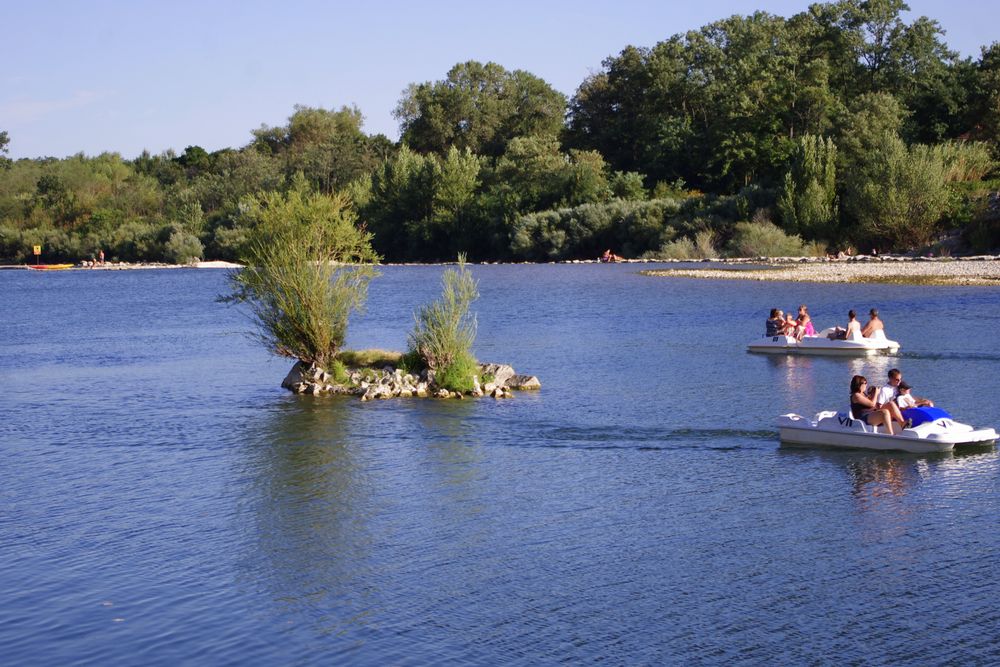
845, 455, 920, 503
414, 401, 482, 494
778, 447, 924, 510
232, 396, 490, 641
766, 354, 813, 390
766, 355, 818, 411
234, 397, 380, 636
846, 354, 894, 382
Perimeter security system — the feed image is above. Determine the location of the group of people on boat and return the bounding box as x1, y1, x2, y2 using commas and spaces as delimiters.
599, 249, 622, 263
765, 306, 887, 341
850, 368, 936, 435
765, 305, 814, 341
828, 308, 885, 340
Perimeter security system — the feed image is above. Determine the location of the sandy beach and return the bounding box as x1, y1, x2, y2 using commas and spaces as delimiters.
642, 256, 1000, 286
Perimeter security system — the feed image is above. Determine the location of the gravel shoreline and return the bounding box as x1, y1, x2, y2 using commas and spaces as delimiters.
642, 257, 1000, 286
6, 255, 1000, 284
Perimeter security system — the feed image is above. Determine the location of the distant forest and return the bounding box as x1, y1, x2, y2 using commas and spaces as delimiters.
2, 0, 999, 264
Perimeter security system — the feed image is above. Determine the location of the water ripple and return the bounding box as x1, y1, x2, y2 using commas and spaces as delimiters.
2, 266, 1000, 664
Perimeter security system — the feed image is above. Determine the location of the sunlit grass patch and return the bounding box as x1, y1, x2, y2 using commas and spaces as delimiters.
337, 349, 403, 368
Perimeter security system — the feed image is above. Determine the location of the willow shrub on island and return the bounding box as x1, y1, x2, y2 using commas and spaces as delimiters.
408, 255, 479, 393
222, 183, 379, 369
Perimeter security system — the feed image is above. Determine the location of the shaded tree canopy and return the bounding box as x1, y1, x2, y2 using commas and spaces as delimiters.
3, 2, 1000, 264
251, 105, 392, 194
565, 0, 963, 191
395, 61, 567, 156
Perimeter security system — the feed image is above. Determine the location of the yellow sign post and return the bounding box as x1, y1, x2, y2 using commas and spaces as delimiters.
33, 245, 41, 264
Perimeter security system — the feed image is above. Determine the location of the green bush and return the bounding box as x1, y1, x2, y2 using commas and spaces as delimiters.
964, 215, 1000, 252
931, 141, 995, 182
18, 227, 83, 262
329, 359, 350, 384
397, 349, 427, 375
435, 351, 478, 393
337, 349, 402, 368
0, 224, 22, 261
408, 254, 478, 374
609, 171, 647, 200
647, 230, 717, 260
843, 133, 949, 250
727, 221, 809, 257
222, 183, 379, 368
509, 198, 682, 260
648, 237, 697, 260
161, 227, 203, 263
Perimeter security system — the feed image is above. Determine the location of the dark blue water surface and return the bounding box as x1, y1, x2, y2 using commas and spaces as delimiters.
2, 265, 999, 665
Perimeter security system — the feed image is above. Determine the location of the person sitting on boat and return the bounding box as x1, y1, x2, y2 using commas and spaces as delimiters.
766, 308, 784, 337
861, 308, 884, 338
781, 312, 800, 336
894, 380, 950, 427
871, 369, 913, 428
883, 369, 934, 408
828, 309, 861, 339
795, 304, 815, 340
896, 382, 917, 409
876, 368, 901, 406
850, 375, 901, 435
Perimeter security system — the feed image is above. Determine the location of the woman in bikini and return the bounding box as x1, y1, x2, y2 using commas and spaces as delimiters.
795, 304, 815, 341
850, 375, 899, 435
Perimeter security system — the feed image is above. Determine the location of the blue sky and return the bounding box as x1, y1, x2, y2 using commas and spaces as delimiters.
3, 0, 997, 159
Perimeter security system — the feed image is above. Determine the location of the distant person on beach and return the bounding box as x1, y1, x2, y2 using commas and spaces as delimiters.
861, 308, 884, 338
766, 308, 784, 336
97, 249, 105, 266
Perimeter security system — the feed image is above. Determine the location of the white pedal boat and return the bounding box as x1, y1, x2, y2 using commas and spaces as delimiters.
778, 410, 998, 453
748, 327, 900, 356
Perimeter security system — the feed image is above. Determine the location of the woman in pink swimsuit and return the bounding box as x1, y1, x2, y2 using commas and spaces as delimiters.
796, 304, 815, 340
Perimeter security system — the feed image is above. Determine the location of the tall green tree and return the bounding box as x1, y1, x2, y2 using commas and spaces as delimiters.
777, 135, 838, 241
967, 42, 1000, 149
835, 92, 907, 170
429, 147, 483, 252
362, 145, 437, 260
223, 180, 379, 368
842, 131, 948, 249
395, 61, 566, 156
0, 130, 10, 169
568, 12, 837, 190
251, 105, 387, 193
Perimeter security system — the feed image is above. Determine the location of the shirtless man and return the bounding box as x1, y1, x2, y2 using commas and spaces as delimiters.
861, 308, 884, 338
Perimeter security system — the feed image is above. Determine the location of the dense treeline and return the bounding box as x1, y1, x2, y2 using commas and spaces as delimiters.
2, 0, 999, 264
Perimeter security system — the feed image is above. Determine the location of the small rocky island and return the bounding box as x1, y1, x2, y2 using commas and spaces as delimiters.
282, 359, 541, 401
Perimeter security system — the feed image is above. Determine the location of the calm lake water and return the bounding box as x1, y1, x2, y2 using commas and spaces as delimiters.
2, 264, 999, 665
